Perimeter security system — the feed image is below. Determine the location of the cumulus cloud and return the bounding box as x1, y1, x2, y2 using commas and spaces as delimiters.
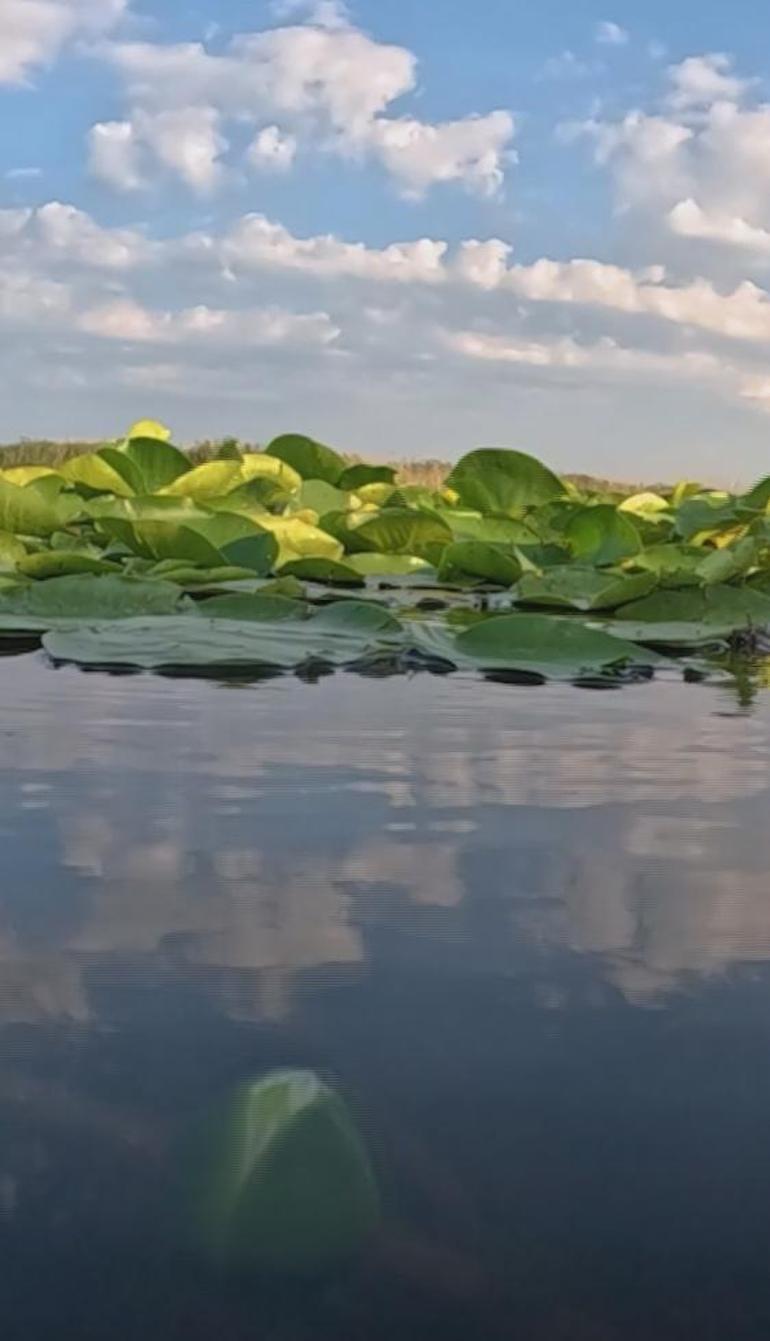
666, 53, 749, 110
364, 111, 515, 198
568, 52, 770, 266
668, 199, 770, 254
0, 0, 127, 85
89, 18, 515, 197
0, 201, 155, 269
220, 214, 448, 282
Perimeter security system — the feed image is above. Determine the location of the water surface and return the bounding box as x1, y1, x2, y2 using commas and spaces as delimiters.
1, 657, 770, 1339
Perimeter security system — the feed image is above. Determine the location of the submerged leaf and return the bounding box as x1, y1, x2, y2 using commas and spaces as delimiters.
183, 1070, 379, 1272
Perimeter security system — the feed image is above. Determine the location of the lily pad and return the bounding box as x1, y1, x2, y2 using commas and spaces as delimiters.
44, 603, 404, 669
411, 614, 656, 680
515, 566, 656, 612
0, 574, 186, 632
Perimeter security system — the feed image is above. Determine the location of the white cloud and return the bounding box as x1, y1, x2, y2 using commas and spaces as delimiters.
5, 167, 43, 180
88, 120, 145, 191
667, 53, 749, 110
668, 199, 770, 254
595, 21, 629, 47
502, 257, 770, 343
453, 239, 513, 289
220, 213, 448, 282
247, 125, 298, 173
0, 201, 154, 269
363, 111, 515, 198
90, 107, 228, 193
91, 18, 515, 197
444, 329, 719, 382
78, 299, 339, 347
570, 54, 770, 257
0, 0, 127, 85
134, 106, 227, 193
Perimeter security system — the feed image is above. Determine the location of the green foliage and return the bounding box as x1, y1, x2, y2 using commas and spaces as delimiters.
0, 418, 769, 688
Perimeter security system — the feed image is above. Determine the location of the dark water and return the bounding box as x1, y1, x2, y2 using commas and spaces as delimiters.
2, 656, 770, 1339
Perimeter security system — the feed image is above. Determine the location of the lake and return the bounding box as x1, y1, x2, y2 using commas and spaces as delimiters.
1, 654, 770, 1339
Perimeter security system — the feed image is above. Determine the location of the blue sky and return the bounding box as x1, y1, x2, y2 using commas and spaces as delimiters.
2, 0, 770, 480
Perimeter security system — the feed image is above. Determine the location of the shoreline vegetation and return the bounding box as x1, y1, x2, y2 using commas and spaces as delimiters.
0, 437, 666, 498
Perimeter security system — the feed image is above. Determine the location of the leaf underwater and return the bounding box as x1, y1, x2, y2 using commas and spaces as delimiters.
181, 1069, 380, 1273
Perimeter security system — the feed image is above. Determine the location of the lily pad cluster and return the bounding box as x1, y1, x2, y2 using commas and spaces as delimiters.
1, 419, 770, 685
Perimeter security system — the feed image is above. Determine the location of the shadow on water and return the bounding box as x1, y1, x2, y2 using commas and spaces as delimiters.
1, 658, 770, 1337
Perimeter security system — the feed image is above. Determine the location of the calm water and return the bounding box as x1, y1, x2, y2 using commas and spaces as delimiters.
2, 655, 770, 1339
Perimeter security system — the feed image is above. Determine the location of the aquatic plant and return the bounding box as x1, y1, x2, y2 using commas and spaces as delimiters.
0, 419, 769, 685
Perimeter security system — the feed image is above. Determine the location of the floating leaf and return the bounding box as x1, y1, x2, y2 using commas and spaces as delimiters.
44, 605, 404, 669
614, 584, 770, 631
0, 574, 185, 631
412, 614, 655, 680
199, 593, 308, 622
515, 566, 656, 612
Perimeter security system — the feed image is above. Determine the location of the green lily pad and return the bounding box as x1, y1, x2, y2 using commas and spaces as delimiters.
0, 574, 186, 632
411, 614, 657, 679
515, 566, 656, 612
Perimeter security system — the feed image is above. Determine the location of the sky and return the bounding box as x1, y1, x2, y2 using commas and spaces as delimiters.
4, 2, 770, 478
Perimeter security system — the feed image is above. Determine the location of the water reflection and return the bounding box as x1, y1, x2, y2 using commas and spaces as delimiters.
2, 657, 770, 1336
